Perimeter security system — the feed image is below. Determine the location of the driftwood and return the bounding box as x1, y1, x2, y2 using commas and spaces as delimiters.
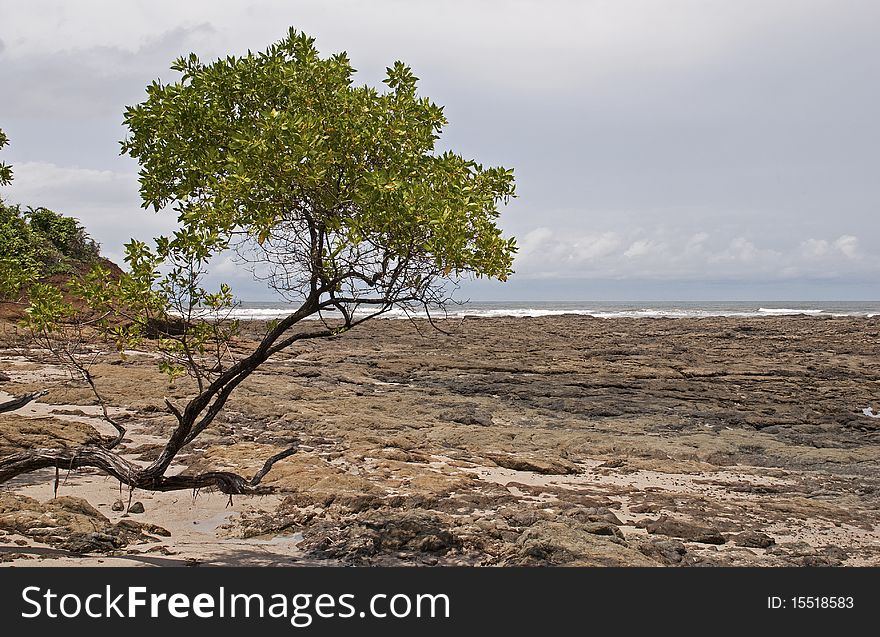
0, 445, 297, 495
0, 390, 48, 414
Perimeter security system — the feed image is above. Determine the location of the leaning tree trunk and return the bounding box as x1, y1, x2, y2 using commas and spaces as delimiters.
0, 387, 298, 495
0, 292, 394, 496
0, 300, 326, 496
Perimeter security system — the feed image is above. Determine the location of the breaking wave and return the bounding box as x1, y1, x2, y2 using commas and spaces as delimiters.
194, 302, 880, 321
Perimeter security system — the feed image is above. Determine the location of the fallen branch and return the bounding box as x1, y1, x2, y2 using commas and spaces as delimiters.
0, 443, 298, 495
0, 390, 49, 414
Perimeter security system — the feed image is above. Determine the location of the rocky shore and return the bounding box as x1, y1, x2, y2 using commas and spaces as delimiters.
1, 314, 879, 566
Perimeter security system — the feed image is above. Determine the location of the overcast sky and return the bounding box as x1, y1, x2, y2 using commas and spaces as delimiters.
1, 0, 877, 300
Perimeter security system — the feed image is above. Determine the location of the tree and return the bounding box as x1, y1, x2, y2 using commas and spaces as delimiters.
0, 127, 33, 299
0, 204, 101, 298
0, 127, 12, 186
0, 29, 516, 496
0, 202, 39, 299
1, 129, 100, 299
0, 129, 102, 414
0, 128, 47, 415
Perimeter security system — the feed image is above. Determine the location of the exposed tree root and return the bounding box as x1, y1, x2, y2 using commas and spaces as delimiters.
0, 444, 298, 495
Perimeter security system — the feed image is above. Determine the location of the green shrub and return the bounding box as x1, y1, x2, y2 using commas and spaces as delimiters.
0, 199, 100, 300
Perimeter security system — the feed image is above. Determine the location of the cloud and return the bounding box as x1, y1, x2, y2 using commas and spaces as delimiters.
3, 0, 876, 99
717, 237, 763, 263
7, 161, 135, 201
569, 232, 622, 262
0, 23, 216, 118
834, 235, 859, 259
516, 228, 623, 276
801, 235, 860, 260
624, 239, 658, 259
1, 1, 878, 298
511, 225, 877, 281
801, 238, 830, 258
3, 162, 876, 291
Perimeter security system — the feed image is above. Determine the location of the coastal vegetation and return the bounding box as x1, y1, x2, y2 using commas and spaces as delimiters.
0, 200, 101, 302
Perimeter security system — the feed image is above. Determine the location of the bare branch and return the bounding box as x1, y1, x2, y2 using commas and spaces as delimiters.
80, 366, 126, 449
164, 397, 184, 423
249, 445, 298, 486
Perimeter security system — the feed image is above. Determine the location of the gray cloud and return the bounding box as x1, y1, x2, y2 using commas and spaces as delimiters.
1, 0, 878, 299
513, 225, 876, 281
1, 23, 215, 119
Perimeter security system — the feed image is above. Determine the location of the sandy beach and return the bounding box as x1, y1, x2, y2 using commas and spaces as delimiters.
1, 314, 879, 566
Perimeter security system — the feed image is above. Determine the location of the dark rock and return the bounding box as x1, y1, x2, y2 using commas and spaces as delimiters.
638, 539, 687, 565
504, 520, 655, 566
147, 545, 174, 555
823, 546, 848, 562
440, 405, 493, 427
411, 534, 452, 552
768, 541, 814, 557
0, 372, 10, 382
731, 530, 775, 548
57, 532, 122, 553
299, 510, 462, 561
114, 518, 170, 538
630, 502, 662, 514
799, 555, 841, 567
487, 453, 579, 475
128, 502, 145, 514
0, 414, 109, 457
500, 508, 549, 528
580, 522, 625, 539
111, 499, 125, 512
643, 515, 726, 544
567, 507, 624, 526
143, 316, 187, 338
767, 542, 848, 566
598, 511, 624, 525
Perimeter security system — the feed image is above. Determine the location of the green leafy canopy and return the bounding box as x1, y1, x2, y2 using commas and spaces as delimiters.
21, 30, 518, 386
121, 28, 517, 293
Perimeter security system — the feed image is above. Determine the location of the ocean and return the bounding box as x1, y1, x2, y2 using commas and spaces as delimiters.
223, 300, 880, 321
